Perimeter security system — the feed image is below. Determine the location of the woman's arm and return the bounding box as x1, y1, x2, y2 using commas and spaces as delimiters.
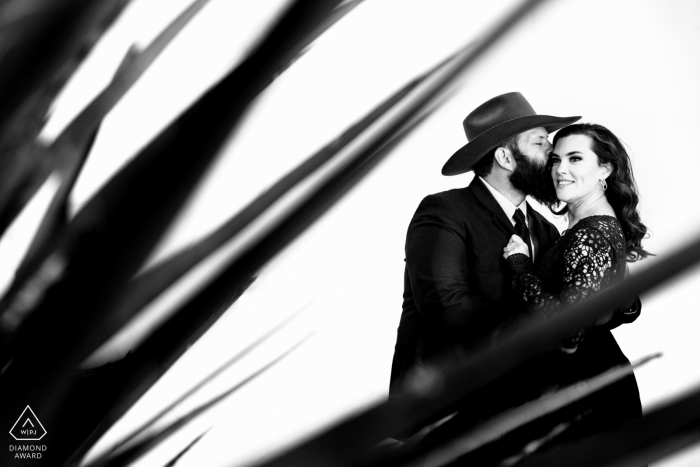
506, 226, 615, 352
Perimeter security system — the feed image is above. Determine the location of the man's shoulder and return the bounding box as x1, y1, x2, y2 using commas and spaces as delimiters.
419, 184, 481, 207
407, 187, 484, 232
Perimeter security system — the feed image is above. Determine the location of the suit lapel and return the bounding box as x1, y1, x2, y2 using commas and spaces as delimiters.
469, 177, 517, 237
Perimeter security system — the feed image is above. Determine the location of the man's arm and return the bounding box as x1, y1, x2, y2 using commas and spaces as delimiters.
406, 194, 509, 336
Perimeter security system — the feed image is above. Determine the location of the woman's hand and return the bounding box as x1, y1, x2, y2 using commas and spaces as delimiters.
503, 234, 529, 259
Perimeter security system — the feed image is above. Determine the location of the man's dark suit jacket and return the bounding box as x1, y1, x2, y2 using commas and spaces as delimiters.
389, 177, 561, 396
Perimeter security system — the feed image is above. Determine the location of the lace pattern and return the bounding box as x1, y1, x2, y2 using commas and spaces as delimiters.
507, 216, 626, 352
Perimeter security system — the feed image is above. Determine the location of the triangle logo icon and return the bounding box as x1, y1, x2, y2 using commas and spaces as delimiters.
9, 406, 47, 441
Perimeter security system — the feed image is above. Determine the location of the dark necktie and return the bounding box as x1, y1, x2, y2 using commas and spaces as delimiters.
513, 208, 533, 261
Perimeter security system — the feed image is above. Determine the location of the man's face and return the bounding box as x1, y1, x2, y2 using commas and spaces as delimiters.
509, 127, 559, 206
517, 127, 552, 163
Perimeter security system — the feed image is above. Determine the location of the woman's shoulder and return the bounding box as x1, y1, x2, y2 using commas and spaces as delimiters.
574, 215, 622, 232
564, 215, 624, 253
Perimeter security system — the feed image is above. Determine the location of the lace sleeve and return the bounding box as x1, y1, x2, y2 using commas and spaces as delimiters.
507, 226, 614, 352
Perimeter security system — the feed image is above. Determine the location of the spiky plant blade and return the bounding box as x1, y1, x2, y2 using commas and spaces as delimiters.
514, 383, 700, 467
0, 0, 342, 358
71, 89, 443, 467
81, 336, 310, 467
0, 0, 130, 133
252, 235, 700, 467
69, 75, 450, 464
14, 0, 214, 272
397, 354, 661, 467
162, 431, 207, 467
98, 62, 430, 350
0, 2, 342, 465
15, 125, 100, 273
133, 91, 442, 467
42, 0, 361, 297
99, 311, 303, 456
0, 0, 131, 238
61, 276, 257, 467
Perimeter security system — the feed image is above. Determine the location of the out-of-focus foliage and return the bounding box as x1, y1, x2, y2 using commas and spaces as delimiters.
1, 0, 700, 466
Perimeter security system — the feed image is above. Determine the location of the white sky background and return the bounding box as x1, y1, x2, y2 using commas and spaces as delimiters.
3, 0, 700, 465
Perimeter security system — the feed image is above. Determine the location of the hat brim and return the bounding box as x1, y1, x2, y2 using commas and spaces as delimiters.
442, 114, 581, 176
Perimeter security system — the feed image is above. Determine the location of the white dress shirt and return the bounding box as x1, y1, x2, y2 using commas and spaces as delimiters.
479, 176, 536, 260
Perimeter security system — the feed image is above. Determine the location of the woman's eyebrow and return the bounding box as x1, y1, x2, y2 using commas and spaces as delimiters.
551, 151, 584, 157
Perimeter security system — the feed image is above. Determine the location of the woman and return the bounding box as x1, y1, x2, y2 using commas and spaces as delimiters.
503, 123, 650, 445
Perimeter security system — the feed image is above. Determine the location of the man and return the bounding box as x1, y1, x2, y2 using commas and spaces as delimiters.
389, 92, 579, 398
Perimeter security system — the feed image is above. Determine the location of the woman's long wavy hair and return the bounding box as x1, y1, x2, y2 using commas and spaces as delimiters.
551, 123, 651, 262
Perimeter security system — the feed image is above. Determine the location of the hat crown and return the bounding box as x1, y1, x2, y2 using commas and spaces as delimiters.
463, 92, 537, 141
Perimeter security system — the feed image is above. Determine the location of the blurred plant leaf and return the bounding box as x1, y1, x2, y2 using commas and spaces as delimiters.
0, 0, 343, 463
96, 55, 436, 355
71, 87, 444, 467
0, 0, 131, 238
515, 382, 700, 467
277, 0, 363, 75
99, 310, 303, 456
0, 0, 359, 250
62, 275, 257, 467
217, 4, 693, 467
14, 126, 100, 274
162, 431, 207, 467
0, 0, 342, 354
69, 1, 361, 302
71, 73, 453, 464
0, 0, 130, 134
82, 335, 310, 467
9, 0, 214, 272
124, 82, 444, 467
254, 234, 700, 467
400, 353, 661, 467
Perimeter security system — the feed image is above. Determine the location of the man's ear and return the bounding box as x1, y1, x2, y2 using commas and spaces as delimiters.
494, 147, 516, 172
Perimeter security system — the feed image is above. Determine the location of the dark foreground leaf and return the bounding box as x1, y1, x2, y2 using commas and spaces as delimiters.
516, 382, 700, 467
0, 2, 342, 465
82, 335, 310, 467
163, 431, 207, 467
0, 0, 131, 239
400, 354, 661, 467
253, 234, 700, 467
69, 51, 454, 466
162, 431, 207, 467
98, 310, 303, 457
98, 56, 430, 354
15, 0, 214, 272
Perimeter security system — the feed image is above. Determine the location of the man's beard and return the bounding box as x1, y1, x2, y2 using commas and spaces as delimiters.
509, 149, 559, 207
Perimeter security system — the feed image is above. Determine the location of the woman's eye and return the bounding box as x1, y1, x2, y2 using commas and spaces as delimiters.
551, 158, 560, 164
571, 156, 581, 162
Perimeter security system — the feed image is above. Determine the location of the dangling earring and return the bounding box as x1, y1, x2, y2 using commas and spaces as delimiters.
600, 179, 608, 191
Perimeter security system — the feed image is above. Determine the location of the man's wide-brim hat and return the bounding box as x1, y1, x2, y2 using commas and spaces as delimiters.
442, 92, 580, 176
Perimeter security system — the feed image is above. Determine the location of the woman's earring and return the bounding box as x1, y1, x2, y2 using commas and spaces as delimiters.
600, 179, 608, 191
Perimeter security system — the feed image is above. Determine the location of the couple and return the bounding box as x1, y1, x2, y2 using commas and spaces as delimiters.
390, 92, 650, 455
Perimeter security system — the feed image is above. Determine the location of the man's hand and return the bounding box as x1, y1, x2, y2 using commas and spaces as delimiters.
503, 234, 529, 259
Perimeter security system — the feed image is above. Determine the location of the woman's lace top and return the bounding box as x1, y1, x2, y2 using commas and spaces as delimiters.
506, 215, 626, 352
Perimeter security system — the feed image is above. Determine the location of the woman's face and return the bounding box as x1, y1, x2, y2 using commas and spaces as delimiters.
551, 134, 610, 205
